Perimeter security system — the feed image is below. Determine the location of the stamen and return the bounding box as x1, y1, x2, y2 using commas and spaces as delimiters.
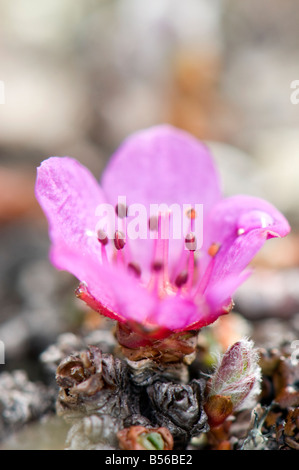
151, 260, 164, 272
149, 215, 159, 232
193, 242, 221, 298
128, 262, 141, 278
193, 257, 215, 297
186, 208, 197, 220
160, 212, 170, 286
149, 212, 170, 282
148, 212, 173, 297
114, 230, 126, 250
115, 203, 128, 219
208, 242, 221, 257
149, 213, 172, 295
97, 229, 109, 264
175, 270, 188, 288
116, 203, 133, 263
186, 250, 195, 290
147, 260, 164, 297
97, 229, 109, 246
182, 230, 198, 291
185, 232, 197, 251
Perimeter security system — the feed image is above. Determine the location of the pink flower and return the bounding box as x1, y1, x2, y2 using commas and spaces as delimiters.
35, 125, 290, 343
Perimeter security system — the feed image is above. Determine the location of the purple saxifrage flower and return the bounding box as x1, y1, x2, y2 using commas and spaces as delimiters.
35, 125, 290, 349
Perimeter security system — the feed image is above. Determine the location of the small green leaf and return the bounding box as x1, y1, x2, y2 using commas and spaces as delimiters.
138, 432, 164, 450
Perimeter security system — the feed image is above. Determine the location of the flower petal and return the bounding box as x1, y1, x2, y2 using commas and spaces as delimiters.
101, 125, 222, 273
50, 242, 159, 325
35, 156, 112, 279
204, 195, 291, 285
182, 272, 249, 332
202, 270, 252, 326
153, 295, 201, 331
102, 124, 221, 209
35, 157, 126, 318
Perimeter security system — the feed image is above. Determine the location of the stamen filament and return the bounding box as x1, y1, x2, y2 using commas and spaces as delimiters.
170, 212, 195, 284
149, 260, 164, 297
147, 211, 171, 296
175, 270, 188, 289
161, 212, 170, 287
97, 229, 109, 265
113, 230, 127, 267
192, 242, 221, 298
186, 250, 195, 291
116, 205, 133, 265
193, 256, 215, 298
101, 243, 108, 265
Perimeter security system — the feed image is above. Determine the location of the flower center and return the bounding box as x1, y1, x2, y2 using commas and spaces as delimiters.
96, 206, 221, 301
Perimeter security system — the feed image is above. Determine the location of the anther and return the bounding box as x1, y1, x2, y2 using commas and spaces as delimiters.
208, 242, 221, 257
186, 208, 197, 219
114, 230, 126, 250
97, 229, 109, 246
175, 270, 189, 288
185, 232, 197, 251
237, 228, 245, 236
151, 260, 164, 272
148, 215, 159, 232
115, 203, 128, 219
128, 262, 141, 278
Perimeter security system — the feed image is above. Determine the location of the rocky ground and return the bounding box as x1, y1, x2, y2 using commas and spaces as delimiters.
0, 307, 298, 450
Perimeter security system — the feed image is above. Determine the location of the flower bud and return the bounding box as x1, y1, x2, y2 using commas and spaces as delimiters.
205, 339, 261, 426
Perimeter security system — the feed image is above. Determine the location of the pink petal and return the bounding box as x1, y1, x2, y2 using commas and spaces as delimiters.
204, 195, 291, 286
101, 125, 222, 274
50, 243, 123, 321
152, 295, 201, 331
202, 270, 252, 325
35, 156, 109, 279
102, 125, 221, 209
50, 241, 160, 326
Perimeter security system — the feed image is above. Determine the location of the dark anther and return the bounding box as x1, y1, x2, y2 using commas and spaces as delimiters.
151, 260, 164, 272
97, 229, 109, 246
114, 230, 126, 250
128, 262, 141, 278
175, 271, 189, 288
148, 215, 159, 231
115, 203, 128, 219
185, 232, 197, 251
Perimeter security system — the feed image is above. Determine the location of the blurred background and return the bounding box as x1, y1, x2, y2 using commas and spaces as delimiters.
0, 0, 299, 377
